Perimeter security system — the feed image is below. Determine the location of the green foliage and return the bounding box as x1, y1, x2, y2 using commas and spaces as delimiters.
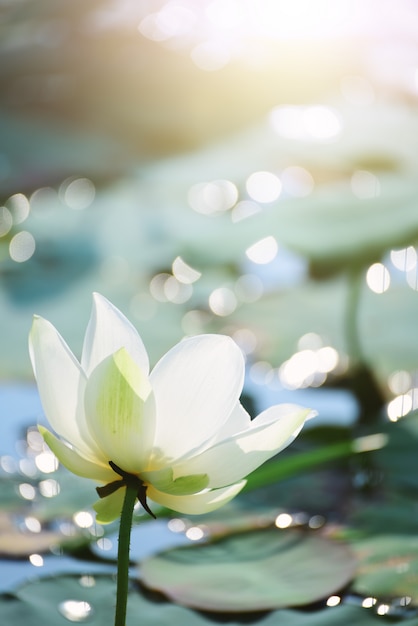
3, 574, 414, 626
140, 527, 356, 611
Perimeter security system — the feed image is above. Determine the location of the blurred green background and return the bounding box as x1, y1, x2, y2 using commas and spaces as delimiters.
1, 0, 417, 410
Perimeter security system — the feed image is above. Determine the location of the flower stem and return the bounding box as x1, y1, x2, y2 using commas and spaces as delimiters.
345, 266, 386, 424
114, 484, 137, 626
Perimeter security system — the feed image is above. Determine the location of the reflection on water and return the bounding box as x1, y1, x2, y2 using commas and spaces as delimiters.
58, 599, 93, 622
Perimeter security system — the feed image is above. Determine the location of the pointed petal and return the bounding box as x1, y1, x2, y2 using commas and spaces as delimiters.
150, 335, 245, 461
39, 426, 115, 482
29, 316, 96, 457
172, 405, 311, 488
147, 481, 246, 515
94, 487, 126, 524
210, 402, 251, 444
81, 293, 149, 376
141, 467, 209, 495
84, 348, 155, 474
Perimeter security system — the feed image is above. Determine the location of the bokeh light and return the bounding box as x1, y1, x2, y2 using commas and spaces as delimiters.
39, 478, 61, 498
191, 41, 231, 71
270, 105, 342, 141
390, 247, 417, 272
245, 171, 281, 203
0, 207, 12, 236
172, 256, 202, 283
58, 600, 93, 622
245, 236, 278, 264
73, 511, 94, 529
35, 450, 59, 473
60, 177, 95, 210
24, 517, 42, 533
366, 263, 390, 293
29, 554, 44, 567
208, 286, 237, 316
231, 200, 261, 222
9, 231, 36, 262
5, 193, 30, 224
18, 483, 36, 501
188, 179, 238, 214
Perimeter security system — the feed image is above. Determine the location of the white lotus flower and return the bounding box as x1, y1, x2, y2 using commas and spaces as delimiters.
29, 293, 312, 523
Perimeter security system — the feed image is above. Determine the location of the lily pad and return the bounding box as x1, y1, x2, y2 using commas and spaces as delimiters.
352, 534, 418, 603
172, 175, 418, 276
0, 512, 63, 557
0, 572, 408, 626
0, 573, 210, 626
140, 527, 356, 612
372, 411, 418, 494
211, 275, 418, 384
261, 604, 418, 625
254, 177, 418, 273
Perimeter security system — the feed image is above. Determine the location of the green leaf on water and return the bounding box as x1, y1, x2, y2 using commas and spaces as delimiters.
352, 534, 418, 604
140, 527, 356, 612
2, 572, 415, 626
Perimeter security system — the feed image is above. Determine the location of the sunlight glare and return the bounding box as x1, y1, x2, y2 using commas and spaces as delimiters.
270, 105, 342, 141
387, 370, 411, 395
406, 266, 418, 290
9, 231, 36, 262
0, 207, 12, 236
139, 5, 196, 41
35, 451, 59, 473
377, 604, 390, 616
208, 287, 237, 316
186, 526, 206, 541
302, 105, 342, 140
317, 346, 339, 373
246, 171, 281, 203
191, 41, 231, 70
29, 554, 44, 567
18, 483, 36, 500
390, 247, 417, 272
206, 0, 245, 30
275, 513, 293, 528
245, 236, 278, 264
366, 263, 390, 293
25, 517, 42, 533
231, 200, 261, 223
387, 394, 413, 422
188, 179, 238, 213
73, 511, 94, 529
5, 193, 30, 224
279, 350, 319, 389
172, 256, 202, 284
60, 177, 95, 210
326, 596, 341, 607
39, 478, 61, 498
